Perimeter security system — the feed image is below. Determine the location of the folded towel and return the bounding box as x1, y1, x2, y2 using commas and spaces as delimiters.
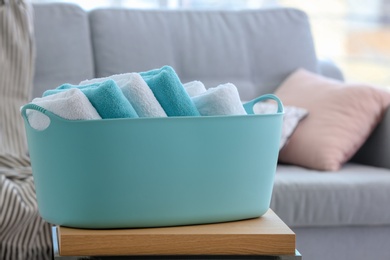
140, 66, 200, 117
184, 81, 207, 97
44, 79, 138, 119
191, 83, 247, 116
28, 88, 101, 130
80, 73, 167, 118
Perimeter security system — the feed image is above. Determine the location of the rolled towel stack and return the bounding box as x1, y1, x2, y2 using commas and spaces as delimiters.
140, 66, 200, 117
80, 73, 167, 118
191, 83, 247, 116
44, 79, 138, 119
28, 88, 101, 130
27, 65, 252, 123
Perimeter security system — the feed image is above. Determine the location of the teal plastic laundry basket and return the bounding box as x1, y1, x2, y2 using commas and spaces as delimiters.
21, 94, 283, 229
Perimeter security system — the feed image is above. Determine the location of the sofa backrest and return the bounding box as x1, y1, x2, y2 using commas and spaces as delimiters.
32, 3, 94, 98
89, 8, 318, 100
32, 4, 318, 100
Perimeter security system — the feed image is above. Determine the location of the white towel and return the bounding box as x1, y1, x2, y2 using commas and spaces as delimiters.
28, 88, 101, 130
191, 83, 247, 116
80, 73, 167, 118
184, 81, 207, 97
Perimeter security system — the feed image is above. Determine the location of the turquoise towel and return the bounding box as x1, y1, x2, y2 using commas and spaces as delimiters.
140, 66, 200, 117
43, 79, 139, 119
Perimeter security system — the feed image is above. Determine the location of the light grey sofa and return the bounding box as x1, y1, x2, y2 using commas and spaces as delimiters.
31, 3, 390, 260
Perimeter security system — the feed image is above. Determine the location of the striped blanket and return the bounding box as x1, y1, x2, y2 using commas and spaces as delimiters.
1, 1, 53, 259
0, 156, 52, 260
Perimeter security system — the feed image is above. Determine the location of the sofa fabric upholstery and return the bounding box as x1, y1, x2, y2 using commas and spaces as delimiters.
272, 163, 390, 227
89, 8, 318, 101
318, 58, 344, 81
33, 3, 94, 98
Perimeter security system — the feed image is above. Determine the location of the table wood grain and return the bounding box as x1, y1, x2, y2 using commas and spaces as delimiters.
57, 209, 295, 256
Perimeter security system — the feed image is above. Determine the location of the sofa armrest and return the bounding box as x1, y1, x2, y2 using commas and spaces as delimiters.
352, 107, 390, 169
318, 58, 344, 81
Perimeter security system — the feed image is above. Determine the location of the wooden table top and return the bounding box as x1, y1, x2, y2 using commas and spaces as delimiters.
57, 209, 295, 256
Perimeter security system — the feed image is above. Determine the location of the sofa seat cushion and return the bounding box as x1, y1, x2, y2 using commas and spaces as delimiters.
271, 163, 390, 227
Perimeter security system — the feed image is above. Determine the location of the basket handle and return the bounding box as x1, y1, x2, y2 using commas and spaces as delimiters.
20, 103, 63, 128
243, 94, 284, 115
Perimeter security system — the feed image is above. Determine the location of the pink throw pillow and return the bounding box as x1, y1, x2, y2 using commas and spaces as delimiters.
275, 69, 390, 171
